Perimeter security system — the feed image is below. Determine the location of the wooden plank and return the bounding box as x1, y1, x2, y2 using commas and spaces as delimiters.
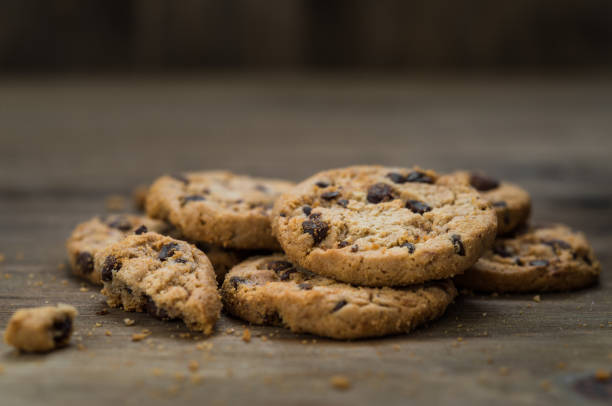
0, 77, 610, 406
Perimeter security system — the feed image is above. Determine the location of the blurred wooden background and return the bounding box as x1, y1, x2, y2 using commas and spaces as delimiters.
1, 0, 612, 72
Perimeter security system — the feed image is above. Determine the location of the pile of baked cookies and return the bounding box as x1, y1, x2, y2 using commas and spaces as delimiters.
7, 165, 600, 351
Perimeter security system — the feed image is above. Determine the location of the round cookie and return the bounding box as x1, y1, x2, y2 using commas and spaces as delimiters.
96, 232, 221, 334
438, 171, 531, 235
146, 171, 294, 250
222, 255, 458, 340
66, 214, 175, 285
272, 165, 497, 287
454, 224, 600, 292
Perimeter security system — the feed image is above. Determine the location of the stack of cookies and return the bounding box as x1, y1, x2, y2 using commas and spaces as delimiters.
64, 166, 601, 340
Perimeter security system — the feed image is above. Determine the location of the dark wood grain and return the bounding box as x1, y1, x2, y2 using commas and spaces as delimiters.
0, 76, 611, 406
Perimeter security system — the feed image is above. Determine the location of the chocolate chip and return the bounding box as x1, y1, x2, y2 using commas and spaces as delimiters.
263, 311, 282, 325
492, 201, 507, 208
230, 276, 249, 289
280, 213, 287, 217
492, 244, 512, 258
134, 225, 148, 235
386, 172, 407, 184
144, 296, 169, 319
351, 244, 359, 252
315, 181, 329, 188
181, 195, 206, 205
400, 242, 415, 254
321, 191, 340, 200
542, 239, 572, 250
331, 300, 347, 313
529, 259, 549, 267
76, 251, 94, 274
171, 174, 189, 184
337, 198, 349, 208
337, 241, 349, 248
451, 234, 465, 256
266, 260, 294, 272
405, 199, 432, 214
255, 184, 268, 192
309, 212, 322, 219
101, 255, 121, 282
514, 257, 524, 266
404, 171, 434, 184
469, 173, 500, 191
174, 258, 187, 264
158, 243, 180, 261
302, 217, 329, 245
302, 205, 312, 216
107, 217, 132, 231
367, 183, 395, 204
52, 317, 72, 343
582, 255, 593, 266
298, 283, 313, 290
279, 269, 297, 281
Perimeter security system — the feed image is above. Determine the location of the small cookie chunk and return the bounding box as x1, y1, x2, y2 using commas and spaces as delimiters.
66, 215, 174, 285
4, 304, 77, 352
272, 166, 497, 287
455, 224, 601, 292
96, 233, 221, 334
146, 171, 294, 250
222, 255, 457, 339
438, 171, 531, 235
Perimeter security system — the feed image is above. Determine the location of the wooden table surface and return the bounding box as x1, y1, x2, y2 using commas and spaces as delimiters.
0, 75, 611, 406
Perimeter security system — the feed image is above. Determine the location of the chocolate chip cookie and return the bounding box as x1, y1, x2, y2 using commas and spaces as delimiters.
438, 171, 531, 235
272, 166, 497, 287
454, 224, 600, 292
4, 304, 77, 352
221, 255, 457, 339
96, 232, 221, 334
66, 215, 174, 285
146, 171, 294, 250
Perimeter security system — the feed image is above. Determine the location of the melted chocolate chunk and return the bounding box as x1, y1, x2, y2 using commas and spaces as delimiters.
386, 172, 407, 184
266, 260, 294, 272
230, 276, 249, 289
582, 255, 593, 266
174, 258, 187, 264
405, 199, 432, 214
181, 195, 206, 205
529, 259, 550, 267
134, 225, 148, 235
404, 171, 434, 184
337, 241, 349, 248
469, 173, 500, 191
76, 251, 94, 274
302, 217, 329, 245
351, 244, 359, 252
315, 181, 330, 188
298, 283, 313, 290
400, 242, 416, 254
542, 239, 572, 250
107, 217, 132, 231
279, 269, 297, 281
144, 296, 169, 319
337, 198, 349, 208
331, 300, 347, 313
367, 183, 395, 204
158, 243, 180, 261
101, 255, 121, 282
514, 257, 524, 266
52, 317, 72, 344
492, 244, 513, 258
321, 191, 340, 200
451, 234, 465, 256
302, 205, 312, 216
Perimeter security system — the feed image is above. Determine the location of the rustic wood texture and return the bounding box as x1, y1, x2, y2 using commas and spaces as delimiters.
0, 76, 611, 405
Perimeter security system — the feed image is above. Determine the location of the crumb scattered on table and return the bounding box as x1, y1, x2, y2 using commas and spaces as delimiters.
533, 295, 541, 303
595, 369, 611, 381
242, 328, 251, 342
124, 318, 135, 326
330, 375, 351, 390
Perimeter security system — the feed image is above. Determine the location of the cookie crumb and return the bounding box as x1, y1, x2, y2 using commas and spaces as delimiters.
539, 380, 551, 391
188, 360, 199, 372
61, 279, 68, 286
330, 375, 351, 390
105, 330, 112, 336
94, 322, 102, 328
105, 195, 126, 211
392, 344, 400, 351
123, 318, 135, 326
196, 342, 213, 351
152, 368, 163, 377
79, 287, 89, 292
498, 367, 510, 376
533, 295, 541, 303
260, 336, 268, 342
4, 273, 11, 279
595, 369, 611, 382
242, 328, 251, 343
556, 362, 567, 370
179, 332, 191, 339
190, 374, 203, 384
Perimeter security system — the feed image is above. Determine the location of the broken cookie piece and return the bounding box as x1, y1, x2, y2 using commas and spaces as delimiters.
4, 304, 78, 352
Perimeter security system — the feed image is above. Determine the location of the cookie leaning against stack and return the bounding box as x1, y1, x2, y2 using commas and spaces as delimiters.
271, 165, 498, 287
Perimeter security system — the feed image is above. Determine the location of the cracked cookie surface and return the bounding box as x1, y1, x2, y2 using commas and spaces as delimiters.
455, 224, 600, 292
146, 171, 294, 250
96, 233, 221, 334
221, 255, 457, 339
66, 215, 175, 285
438, 171, 531, 235
272, 166, 497, 286
4, 304, 78, 352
